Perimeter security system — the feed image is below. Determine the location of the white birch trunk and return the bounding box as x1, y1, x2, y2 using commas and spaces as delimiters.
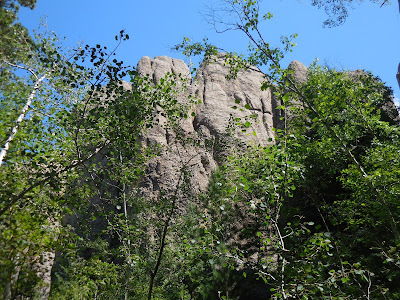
0, 75, 46, 166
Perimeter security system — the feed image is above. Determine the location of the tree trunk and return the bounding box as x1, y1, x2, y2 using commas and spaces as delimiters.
0, 74, 46, 166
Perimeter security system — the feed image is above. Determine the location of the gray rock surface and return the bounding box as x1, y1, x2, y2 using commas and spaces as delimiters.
288, 60, 308, 83
135, 54, 280, 200
193, 53, 277, 146
34, 251, 55, 300
137, 55, 191, 84
397, 63, 400, 89
136, 56, 215, 198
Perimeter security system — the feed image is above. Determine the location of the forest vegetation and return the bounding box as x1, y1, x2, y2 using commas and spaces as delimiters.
1, 0, 400, 299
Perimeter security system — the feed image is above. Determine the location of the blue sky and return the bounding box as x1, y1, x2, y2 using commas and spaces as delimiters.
19, 0, 400, 102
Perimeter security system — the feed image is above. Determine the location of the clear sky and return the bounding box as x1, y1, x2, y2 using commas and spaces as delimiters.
19, 0, 400, 103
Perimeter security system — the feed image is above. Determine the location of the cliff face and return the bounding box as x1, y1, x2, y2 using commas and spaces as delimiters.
135, 55, 399, 200
135, 55, 288, 198
137, 54, 281, 146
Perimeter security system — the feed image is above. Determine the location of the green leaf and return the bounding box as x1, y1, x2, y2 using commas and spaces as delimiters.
282, 94, 289, 102
341, 277, 350, 283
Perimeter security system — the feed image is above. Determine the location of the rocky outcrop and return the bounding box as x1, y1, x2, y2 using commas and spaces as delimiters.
193, 53, 278, 145
137, 54, 278, 146
132, 56, 283, 295
288, 60, 308, 83
135, 54, 281, 199
135, 55, 400, 201
397, 63, 400, 89
136, 56, 215, 196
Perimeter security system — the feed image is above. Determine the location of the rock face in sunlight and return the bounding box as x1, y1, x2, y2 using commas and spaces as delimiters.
135, 55, 400, 200
288, 60, 308, 83
192, 53, 279, 145
135, 54, 284, 200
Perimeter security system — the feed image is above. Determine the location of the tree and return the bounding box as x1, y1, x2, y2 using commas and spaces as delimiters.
0, 8, 148, 296
306, 0, 400, 27
1, 3, 201, 296
308, 0, 389, 27
0, 0, 36, 9
175, 0, 400, 297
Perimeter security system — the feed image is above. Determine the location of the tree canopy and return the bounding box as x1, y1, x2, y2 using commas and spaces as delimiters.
0, 0, 37, 9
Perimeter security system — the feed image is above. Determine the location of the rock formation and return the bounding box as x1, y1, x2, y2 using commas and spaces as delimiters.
135, 55, 400, 202
44, 54, 400, 299
132, 55, 286, 298
136, 54, 285, 198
